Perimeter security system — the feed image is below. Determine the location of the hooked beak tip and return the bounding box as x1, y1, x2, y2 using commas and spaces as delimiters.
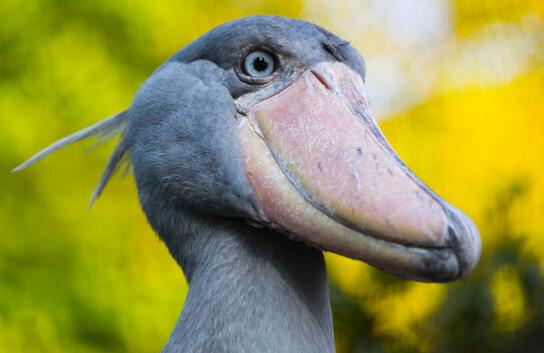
445, 207, 482, 279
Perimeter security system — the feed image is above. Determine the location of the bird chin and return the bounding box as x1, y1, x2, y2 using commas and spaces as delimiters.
236, 61, 481, 282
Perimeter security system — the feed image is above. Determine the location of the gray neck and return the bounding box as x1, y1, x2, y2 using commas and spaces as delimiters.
157, 210, 335, 353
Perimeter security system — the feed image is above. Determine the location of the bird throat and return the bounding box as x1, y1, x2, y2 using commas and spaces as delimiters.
157, 209, 335, 353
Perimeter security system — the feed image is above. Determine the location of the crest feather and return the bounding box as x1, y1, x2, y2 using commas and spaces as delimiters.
13, 111, 129, 205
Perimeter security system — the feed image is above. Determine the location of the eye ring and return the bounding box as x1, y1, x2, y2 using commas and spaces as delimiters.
243, 50, 276, 78
236, 49, 279, 84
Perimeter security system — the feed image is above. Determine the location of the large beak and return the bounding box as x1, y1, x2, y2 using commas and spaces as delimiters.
237, 62, 481, 282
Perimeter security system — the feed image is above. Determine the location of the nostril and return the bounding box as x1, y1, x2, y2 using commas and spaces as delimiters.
310, 69, 332, 90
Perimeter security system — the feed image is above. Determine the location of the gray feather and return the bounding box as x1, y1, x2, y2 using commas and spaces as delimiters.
12, 110, 128, 205
12, 111, 127, 172
88, 135, 128, 207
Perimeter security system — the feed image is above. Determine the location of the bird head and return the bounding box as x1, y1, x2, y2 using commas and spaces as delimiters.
15, 16, 481, 282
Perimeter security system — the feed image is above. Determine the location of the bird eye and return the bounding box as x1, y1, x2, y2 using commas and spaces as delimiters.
243, 50, 276, 78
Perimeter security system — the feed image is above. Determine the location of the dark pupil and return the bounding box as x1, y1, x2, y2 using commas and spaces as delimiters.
253, 56, 269, 72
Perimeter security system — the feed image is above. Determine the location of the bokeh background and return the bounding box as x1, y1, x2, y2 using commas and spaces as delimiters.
1, 0, 543, 352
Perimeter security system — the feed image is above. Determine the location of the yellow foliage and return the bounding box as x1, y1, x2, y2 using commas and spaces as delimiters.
2, 1, 544, 352
368, 283, 446, 350
452, 0, 544, 37
490, 266, 528, 332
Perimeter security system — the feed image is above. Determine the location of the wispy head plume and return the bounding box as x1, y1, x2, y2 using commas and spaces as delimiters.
12, 111, 129, 207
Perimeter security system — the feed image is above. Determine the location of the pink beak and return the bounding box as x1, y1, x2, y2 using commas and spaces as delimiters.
237, 62, 481, 282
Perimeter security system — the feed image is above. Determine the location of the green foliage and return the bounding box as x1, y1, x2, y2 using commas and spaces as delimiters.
332, 180, 544, 353
1, 1, 302, 352
2, 1, 543, 352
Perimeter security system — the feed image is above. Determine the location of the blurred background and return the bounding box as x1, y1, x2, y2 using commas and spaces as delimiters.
1, 0, 543, 352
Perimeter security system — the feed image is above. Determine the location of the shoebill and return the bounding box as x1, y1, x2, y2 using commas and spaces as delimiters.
14, 15, 481, 353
